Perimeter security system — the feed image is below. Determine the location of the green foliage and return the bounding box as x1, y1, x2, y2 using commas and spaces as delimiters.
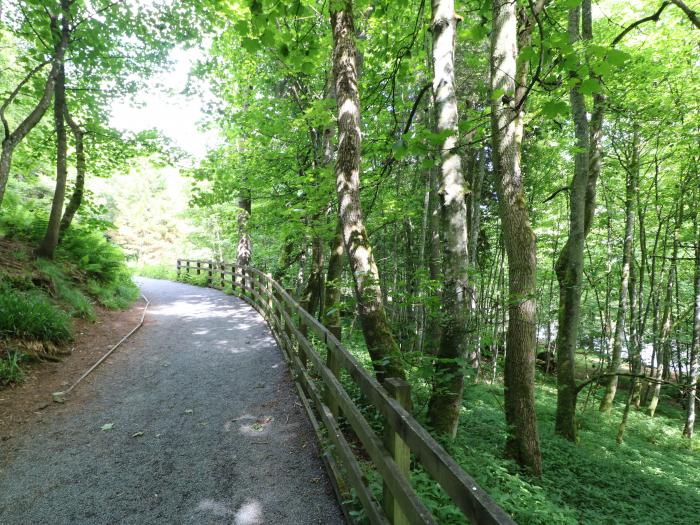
0, 283, 72, 344
177, 271, 211, 287
136, 264, 177, 280
34, 259, 95, 320
86, 275, 139, 310
0, 348, 27, 386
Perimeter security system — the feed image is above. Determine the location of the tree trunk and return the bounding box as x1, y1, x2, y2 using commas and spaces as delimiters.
424, 163, 442, 356
59, 108, 85, 235
600, 128, 637, 412
302, 235, 325, 318
489, 0, 542, 474
649, 243, 677, 416
426, 0, 470, 438
683, 208, 699, 438
323, 220, 344, 340
36, 61, 68, 259
554, 1, 600, 441
330, 1, 404, 383
0, 13, 68, 209
236, 189, 252, 268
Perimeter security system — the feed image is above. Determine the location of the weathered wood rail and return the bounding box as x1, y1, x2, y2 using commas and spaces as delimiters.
176, 259, 516, 525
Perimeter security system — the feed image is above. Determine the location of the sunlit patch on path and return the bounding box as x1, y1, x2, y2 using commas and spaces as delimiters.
0, 278, 343, 524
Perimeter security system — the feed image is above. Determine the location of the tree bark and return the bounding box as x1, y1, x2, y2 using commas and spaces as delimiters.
600, 128, 638, 412
236, 189, 252, 268
330, 1, 404, 383
426, 0, 470, 438
554, 2, 600, 441
302, 235, 325, 318
59, 107, 85, 235
323, 219, 344, 340
683, 207, 699, 437
648, 220, 678, 417
36, 59, 68, 259
489, 0, 542, 474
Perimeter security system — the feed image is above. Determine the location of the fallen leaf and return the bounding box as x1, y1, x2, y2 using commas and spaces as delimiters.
184, 409, 193, 415
132, 431, 144, 438
101, 423, 114, 431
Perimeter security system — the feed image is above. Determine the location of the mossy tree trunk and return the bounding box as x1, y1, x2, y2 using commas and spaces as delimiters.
330, 0, 405, 383
37, 6, 71, 260
490, 0, 542, 474
59, 108, 86, 236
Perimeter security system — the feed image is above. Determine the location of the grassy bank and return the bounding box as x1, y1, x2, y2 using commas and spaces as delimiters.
0, 193, 139, 386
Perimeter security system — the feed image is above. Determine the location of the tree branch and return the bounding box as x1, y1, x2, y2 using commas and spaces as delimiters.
611, 2, 670, 47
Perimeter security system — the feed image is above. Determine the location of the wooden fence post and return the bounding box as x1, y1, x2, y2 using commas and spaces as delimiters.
298, 308, 309, 369
176, 259, 181, 279
265, 273, 274, 318
325, 339, 341, 419
196, 261, 201, 275
284, 288, 296, 357
186, 260, 191, 276
220, 261, 225, 289
383, 378, 411, 525
207, 260, 213, 287
230, 264, 237, 296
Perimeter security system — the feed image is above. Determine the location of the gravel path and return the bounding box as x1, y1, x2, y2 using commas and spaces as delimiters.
0, 277, 344, 525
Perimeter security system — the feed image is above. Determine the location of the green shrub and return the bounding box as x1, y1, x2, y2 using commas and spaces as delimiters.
0, 348, 26, 386
86, 274, 140, 310
34, 259, 95, 320
0, 284, 72, 343
135, 264, 177, 280
177, 271, 211, 287
58, 228, 127, 284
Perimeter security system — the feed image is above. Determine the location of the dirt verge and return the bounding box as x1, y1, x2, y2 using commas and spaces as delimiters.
0, 297, 147, 442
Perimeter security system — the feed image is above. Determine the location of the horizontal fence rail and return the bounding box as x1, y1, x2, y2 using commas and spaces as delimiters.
176, 259, 516, 525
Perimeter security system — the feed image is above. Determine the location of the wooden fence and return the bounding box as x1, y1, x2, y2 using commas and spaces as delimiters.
176, 259, 516, 525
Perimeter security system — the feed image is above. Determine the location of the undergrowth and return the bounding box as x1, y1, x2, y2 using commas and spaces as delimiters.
336, 328, 700, 525
0, 188, 139, 385
135, 263, 177, 280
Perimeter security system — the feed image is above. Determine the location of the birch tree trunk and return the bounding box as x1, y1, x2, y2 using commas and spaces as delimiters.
330, 0, 405, 382
490, 0, 542, 474
426, 0, 470, 438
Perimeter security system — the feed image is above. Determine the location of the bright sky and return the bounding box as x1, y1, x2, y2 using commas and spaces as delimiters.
110, 46, 219, 161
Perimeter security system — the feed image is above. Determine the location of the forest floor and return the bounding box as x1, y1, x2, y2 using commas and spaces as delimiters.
0, 278, 342, 524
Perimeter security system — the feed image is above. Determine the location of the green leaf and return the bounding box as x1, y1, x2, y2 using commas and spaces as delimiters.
607, 48, 630, 66
542, 100, 568, 118
101, 423, 114, 431
580, 78, 602, 96
241, 37, 260, 53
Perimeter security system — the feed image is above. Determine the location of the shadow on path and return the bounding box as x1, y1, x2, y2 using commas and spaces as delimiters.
0, 277, 343, 525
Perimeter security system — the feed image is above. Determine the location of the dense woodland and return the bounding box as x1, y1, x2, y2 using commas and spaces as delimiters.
0, 0, 699, 523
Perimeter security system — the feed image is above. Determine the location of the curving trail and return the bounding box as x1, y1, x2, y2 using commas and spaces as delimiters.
0, 277, 343, 525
